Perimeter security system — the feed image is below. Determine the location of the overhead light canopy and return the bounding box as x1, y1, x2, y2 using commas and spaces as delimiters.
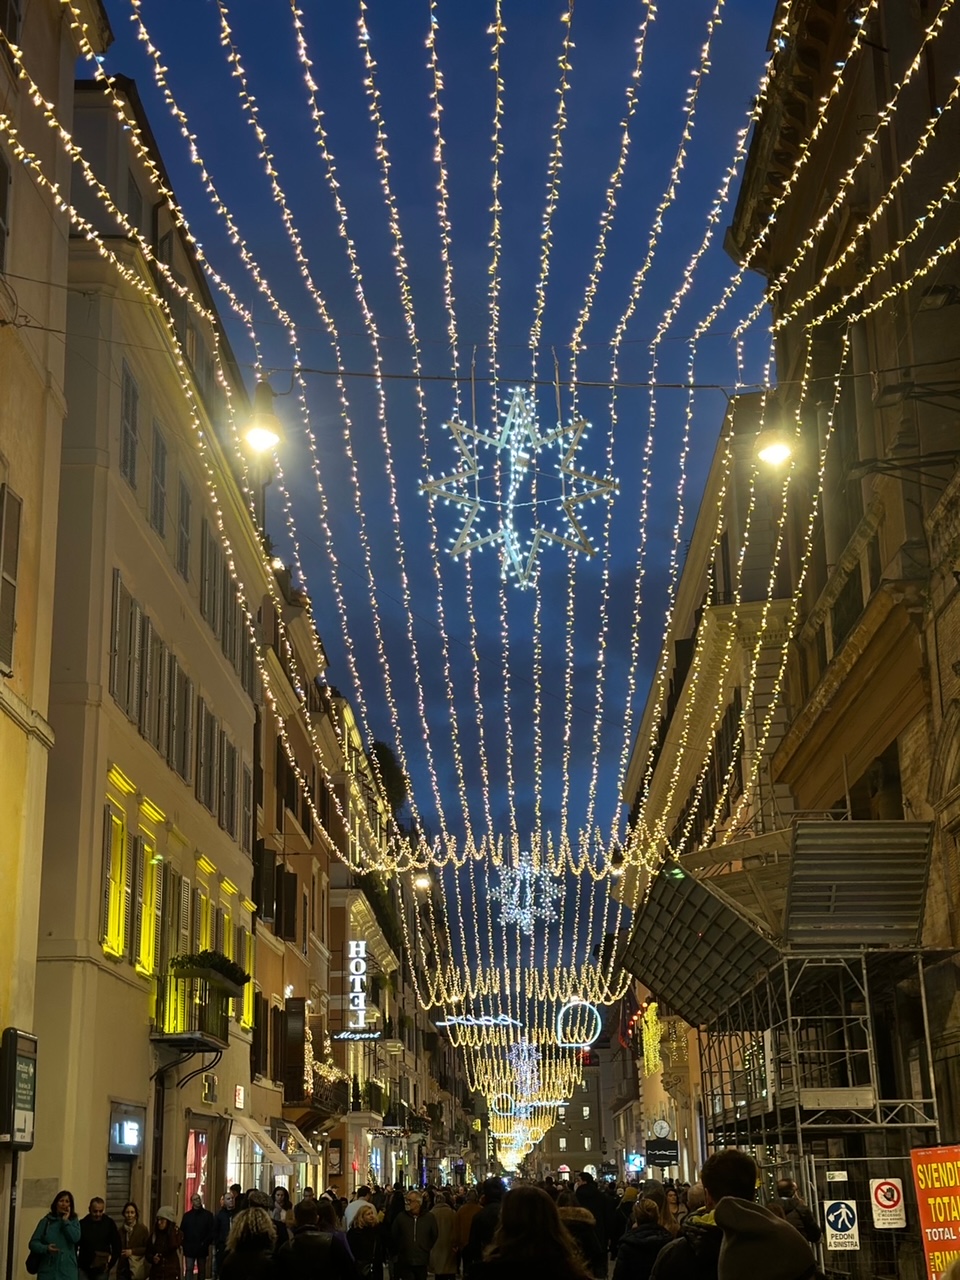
244, 380, 284, 454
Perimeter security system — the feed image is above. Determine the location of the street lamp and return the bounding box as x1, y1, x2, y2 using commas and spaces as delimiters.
243, 380, 285, 531
754, 425, 796, 467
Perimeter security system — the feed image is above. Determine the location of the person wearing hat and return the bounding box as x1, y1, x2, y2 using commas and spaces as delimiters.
148, 1209, 182, 1280
714, 1199, 817, 1280
245, 1192, 289, 1251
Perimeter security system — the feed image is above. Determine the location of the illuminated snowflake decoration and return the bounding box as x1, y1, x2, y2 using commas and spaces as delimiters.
490, 850, 563, 934
509, 1040, 541, 1117
421, 387, 616, 588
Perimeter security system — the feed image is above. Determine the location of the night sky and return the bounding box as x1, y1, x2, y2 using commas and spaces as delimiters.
101, 0, 776, 854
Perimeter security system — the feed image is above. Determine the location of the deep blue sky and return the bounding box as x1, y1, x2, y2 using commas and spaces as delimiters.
103, 0, 776, 853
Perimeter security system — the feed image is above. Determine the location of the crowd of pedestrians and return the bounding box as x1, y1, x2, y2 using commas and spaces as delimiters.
30, 1150, 932, 1280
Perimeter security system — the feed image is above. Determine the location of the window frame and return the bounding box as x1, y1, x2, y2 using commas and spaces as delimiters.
0, 481, 22, 673
176, 476, 191, 580
150, 422, 167, 536
120, 362, 139, 488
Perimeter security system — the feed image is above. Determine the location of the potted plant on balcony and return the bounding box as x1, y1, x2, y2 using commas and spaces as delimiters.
169, 951, 250, 999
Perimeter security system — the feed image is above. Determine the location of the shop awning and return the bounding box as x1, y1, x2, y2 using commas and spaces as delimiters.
282, 1121, 320, 1164
231, 1114, 294, 1174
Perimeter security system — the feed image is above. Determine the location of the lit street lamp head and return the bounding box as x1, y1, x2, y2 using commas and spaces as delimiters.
244, 380, 284, 454
755, 426, 795, 467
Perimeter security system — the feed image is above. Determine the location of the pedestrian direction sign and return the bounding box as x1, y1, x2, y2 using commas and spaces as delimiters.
824, 1199, 860, 1251
870, 1178, 906, 1229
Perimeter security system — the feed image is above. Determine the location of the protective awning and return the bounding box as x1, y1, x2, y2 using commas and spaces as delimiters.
282, 1121, 321, 1164
230, 1114, 294, 1174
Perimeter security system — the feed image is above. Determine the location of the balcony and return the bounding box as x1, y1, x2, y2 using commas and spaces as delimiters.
152, 974, 231, 1051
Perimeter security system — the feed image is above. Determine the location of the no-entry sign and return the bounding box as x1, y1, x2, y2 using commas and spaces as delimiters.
911, 1145, 960, 1280
870, 1178, 906, 1229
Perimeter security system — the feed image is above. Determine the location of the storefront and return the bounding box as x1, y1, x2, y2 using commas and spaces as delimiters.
227, 1115, 294, 1191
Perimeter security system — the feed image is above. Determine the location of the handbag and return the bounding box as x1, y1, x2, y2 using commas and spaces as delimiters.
127, 1256, 148, 1280
26, 1218, 49, 1275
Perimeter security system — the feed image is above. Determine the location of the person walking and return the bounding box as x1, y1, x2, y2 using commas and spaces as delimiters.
454, 1188, 482, 1274
344, 1187, 375, 1231
774, 1181, 821, 1245
79, 1198, 121, 1280
147, 1209, 182, 1280
649, 1150, 758, 1280
271, 1189, 295, 1231
390, 1191, 438, 1280
275, 1198, 356, 1280
428, 1193, 457, 1280
214, 1192, 240, 1278
219, 1209, 276, 1280
117, 1203, 150, 1280
613, 1200, 675, 1280
181, 1194, 216, 1279
464, 1179, 503, 1276
347, 1204, 385, 1280
471, 1186, 590, 1280
28, 1190, 82, 1280
555, 1192, 605, 1278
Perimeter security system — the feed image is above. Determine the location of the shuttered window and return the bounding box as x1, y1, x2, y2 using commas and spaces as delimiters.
221, 737, 238, 837
0, 483, 22, 672
120, 364, 139, 487
176, 477, 191, 580
150, 424, 167, 536
110, 571, 142, 720
241, 764, 253, 854
123, 833, 140, 964
166, 656, 193, 781
196, 697, 219, 812
135, 840, 164, 977
100, 803, 127, 958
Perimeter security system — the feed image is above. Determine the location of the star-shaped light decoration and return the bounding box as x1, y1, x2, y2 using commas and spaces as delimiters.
490, 849, 563, 935
421, 387, 616, 588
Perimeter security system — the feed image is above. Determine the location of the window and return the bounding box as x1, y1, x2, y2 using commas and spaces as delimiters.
127, 170, 143, 237
301, 889, 309, 956
558, 1107, 566, 1120
220, 736, 238, 837
0, 483, 22, 672
558, 1138, 567, 1152
583, 1135, 592, 1151
241, 764, 253, 853
150, 424, 167, 535
582, 1106, 590, 1120
99, 802, 127, 958
110, 571, 142, 720
196, 697, 219, 812
138, 616, 168, 751
120, 364, 139, 488
176, 477, 191, 579
134, 835, 163, 977
0, 0, 21, 44
166, 655, 193, 781
200, 519, 223, 635
0, 148, 10, 273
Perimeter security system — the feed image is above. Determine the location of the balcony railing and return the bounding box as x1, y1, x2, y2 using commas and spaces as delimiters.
152, 974, 231, 1051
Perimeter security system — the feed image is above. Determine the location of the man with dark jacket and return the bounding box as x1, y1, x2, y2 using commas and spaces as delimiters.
775, 1180, 822, 1244
649, 1149, 758, 1280
180, 1194, 216, 1279
576, 1172, 612, 1259
213, 1192, 239, 1278
275, 1198, 355, 1280
464, 1178, 503, 1276
391, 1191, 439, 1280
79, 1199, 121, 1280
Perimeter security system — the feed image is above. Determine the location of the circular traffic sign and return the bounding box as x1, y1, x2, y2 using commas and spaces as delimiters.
872, 1181, 902, 1210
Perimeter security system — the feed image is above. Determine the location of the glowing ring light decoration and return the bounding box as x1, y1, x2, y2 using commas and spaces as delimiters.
490, 1093, 516, 1117
556, 999, 603, 1048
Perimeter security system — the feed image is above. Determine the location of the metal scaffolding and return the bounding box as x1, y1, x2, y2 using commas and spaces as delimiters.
619, 820, 948, 1280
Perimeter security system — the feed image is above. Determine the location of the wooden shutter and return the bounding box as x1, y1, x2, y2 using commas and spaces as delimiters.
178, 876, 192, 955
214, 906, 226, 955
280, 870, 298, 943
127, 601, 143, 720
283, 998, 306, 1103
99, 805, 114, 943
191, 888, 203, 952
124, 834, 141, 962
0, 485, 22, 671
150, 857, 164, 974
138, 616, 153, 736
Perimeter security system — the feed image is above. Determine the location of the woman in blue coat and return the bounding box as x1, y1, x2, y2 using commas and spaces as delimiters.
29, 1190, 81, 1280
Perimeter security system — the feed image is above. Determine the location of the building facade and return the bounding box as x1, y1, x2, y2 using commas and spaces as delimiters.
0, 0, 112, 1250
